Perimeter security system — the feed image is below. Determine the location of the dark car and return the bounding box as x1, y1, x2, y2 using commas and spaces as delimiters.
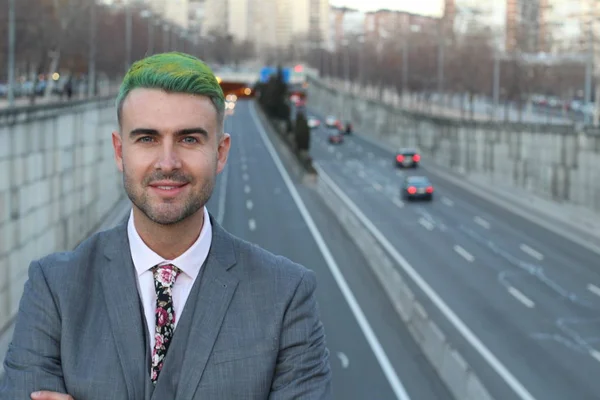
401, 176, 434, 201
328, 132, 344, 144
395, 148, 421, 168
344, 122, 353, 134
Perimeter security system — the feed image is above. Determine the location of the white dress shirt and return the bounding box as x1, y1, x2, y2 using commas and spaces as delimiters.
127, 206, 212, 352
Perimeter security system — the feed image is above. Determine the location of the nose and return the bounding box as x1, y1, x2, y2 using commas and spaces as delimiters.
154, 141, 182, 172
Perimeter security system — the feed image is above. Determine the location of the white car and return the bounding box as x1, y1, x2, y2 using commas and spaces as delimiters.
307, 117, 320, 129
325, 116, 338, 128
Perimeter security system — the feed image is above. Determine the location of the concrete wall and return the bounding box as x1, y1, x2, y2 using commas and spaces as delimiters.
0, 98, 125, 333
307, 77, 600, 214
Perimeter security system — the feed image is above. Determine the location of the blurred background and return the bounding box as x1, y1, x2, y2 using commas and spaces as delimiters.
3, 1, 600, 400
2, 0, 600, 125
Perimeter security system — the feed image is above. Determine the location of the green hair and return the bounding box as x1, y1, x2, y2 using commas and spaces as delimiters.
116, 52, 225, 131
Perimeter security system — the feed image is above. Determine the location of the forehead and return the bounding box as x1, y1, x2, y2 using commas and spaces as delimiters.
121, 88, 218, 131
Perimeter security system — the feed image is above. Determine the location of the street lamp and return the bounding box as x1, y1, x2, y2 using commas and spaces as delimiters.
163, 24, 171, 51
140, 10, 154, 55
125, 4, 133, 71
7, 0, 16, 107
88, 0, 97, 97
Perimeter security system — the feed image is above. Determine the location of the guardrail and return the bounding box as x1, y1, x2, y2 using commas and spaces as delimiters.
0, 94, 117, 127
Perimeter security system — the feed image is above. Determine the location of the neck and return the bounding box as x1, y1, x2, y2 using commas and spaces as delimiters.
133, 207, 205, 260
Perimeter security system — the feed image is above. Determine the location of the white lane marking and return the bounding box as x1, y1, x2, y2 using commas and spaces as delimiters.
240, 155, 246, 163
244, 184, 251, 194
216, 163, 229, 225
587, 284, 600, 297
474, 216, 491, 229
393, 198, 404, 208
418, 218, 434, 231
337, 352, 350, 369
373, 183, 383, 192
242, 164, 247, 171
250, 103, 411, 400
242, 173, 249, 181
508, 286, 535, 308
314, 163, 536, 400
520, 244, 544, 261
423, 162, 600, 257
454, 245, 475, 262
590, 349, 600, 363
246, 199, 253, 210
396, 170, 403, 177
441, 197, 454, 206
248, 218, 256, 231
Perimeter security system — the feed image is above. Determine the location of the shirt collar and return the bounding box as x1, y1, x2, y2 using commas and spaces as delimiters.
127, 207, 212, 280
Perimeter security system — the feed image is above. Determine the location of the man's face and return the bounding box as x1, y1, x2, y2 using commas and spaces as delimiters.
112, 88, 230, 225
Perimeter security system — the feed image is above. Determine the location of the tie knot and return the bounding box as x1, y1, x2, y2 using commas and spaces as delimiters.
153, 264, 180, 289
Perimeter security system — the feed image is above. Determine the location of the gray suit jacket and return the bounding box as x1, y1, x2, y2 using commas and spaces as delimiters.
0, 213, 332, 399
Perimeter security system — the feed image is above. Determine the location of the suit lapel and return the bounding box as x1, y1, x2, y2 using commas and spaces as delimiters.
101, 219, 147, 400
176, 216, 239, 400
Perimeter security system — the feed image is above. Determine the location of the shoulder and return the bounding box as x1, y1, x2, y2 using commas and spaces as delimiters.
34, 222, 124, 277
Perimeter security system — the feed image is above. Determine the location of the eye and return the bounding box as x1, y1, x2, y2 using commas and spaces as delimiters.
138, 136, 155, 143
182, 136, 199, 144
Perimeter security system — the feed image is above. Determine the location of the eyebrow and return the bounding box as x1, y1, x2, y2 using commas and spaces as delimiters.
129, 127, 209, 138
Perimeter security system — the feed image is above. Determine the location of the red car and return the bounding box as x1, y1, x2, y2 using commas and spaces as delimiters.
328, 133, 344, 144
395, 148, 421, 168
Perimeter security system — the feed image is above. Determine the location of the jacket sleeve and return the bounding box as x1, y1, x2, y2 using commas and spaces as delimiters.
0, 260, 68, 399
269, 269, 332, 399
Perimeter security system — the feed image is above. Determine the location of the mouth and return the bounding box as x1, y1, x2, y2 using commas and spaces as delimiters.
148, 182, 189, 197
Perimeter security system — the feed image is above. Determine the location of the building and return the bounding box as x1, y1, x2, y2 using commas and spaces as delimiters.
143, 0, 189, 29
201, 0, 329, 53
202, 0, 227, 35
228, 0, 251, 42
329, 7, 364, 50
505, 0, 550, 53
542, 0, 590, 54
272, 0, 329, 49
310, 0, 330, 45
363, 9, 438, 42
188, 0, 205, 37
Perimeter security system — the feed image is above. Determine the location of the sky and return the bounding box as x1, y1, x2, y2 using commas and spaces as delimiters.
329, 0, 444, 17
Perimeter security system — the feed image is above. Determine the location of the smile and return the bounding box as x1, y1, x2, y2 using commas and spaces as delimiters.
149, 183, 188, 197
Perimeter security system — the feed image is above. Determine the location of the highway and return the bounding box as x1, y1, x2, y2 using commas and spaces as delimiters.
307, 110, 600, 399
205, 101, 452, 399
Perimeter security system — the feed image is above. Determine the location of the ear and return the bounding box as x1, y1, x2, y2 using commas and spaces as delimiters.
216, 133, 231, 175
112, 131, 124, 172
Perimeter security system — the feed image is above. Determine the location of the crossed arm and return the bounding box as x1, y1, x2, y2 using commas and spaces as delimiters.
0, 261, 70, 400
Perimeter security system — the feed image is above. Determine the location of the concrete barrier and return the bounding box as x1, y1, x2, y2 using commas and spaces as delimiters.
0, 97, 125, 341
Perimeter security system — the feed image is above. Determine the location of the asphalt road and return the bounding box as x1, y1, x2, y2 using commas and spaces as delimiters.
306, 110, 600, 400
205, 101, 452, 399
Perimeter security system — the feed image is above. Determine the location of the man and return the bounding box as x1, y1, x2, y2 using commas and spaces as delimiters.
0, 52, 332, 400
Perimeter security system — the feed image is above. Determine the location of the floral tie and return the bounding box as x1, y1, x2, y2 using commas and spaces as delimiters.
151, 263, 180, 384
